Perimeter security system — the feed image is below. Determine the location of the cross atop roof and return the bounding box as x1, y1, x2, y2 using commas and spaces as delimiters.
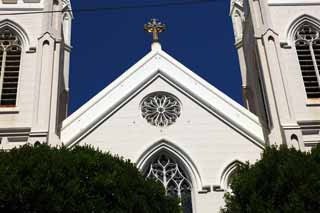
144, 19, 166, 43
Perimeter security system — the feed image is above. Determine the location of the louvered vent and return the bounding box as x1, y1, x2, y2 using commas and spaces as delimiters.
295, 23, 320, 99
0, 29, 21, 106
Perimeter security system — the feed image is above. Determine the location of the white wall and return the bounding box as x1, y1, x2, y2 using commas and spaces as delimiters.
77, 77, 263, 213
231, 0, 320, 148
0, 0, 71, 147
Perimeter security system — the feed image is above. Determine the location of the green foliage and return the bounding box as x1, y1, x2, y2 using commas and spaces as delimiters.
0, 144, 180, 213
222, 145, 320, 213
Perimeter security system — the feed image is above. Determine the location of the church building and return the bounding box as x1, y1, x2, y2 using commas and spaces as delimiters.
0, 0, 319, 212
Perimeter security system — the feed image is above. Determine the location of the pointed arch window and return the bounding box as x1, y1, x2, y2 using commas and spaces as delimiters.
0, 28, 21, 106
295, 23, 320, 99
146, 154, 193, 213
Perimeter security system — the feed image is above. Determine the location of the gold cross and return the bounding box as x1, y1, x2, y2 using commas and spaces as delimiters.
144, 19, 166, 42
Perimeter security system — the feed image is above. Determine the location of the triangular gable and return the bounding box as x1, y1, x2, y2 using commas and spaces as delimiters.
61, 48, 265, 148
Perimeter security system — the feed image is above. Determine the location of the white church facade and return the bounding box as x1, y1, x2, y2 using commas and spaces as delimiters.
0, 0, 320, 212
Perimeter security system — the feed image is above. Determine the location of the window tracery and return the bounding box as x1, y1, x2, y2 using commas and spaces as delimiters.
146, 154, 192, 213
141, 92, 181, 127
295, 23, 320, 99
0, 28, 21, 106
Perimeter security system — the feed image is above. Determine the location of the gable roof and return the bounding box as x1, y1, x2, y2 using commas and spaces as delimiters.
61, 46, 265, 148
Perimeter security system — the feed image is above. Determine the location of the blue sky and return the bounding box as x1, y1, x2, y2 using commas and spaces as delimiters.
69, 0, 242, 113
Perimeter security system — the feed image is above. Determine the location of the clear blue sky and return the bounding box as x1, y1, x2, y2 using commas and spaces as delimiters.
69, 0, 242, 113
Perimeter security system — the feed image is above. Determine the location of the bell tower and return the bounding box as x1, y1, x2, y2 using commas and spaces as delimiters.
0, 0, 72, 148
231, 0, 320, 150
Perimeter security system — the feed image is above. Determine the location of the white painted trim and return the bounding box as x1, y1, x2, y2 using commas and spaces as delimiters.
0, 107, 19, 113
0, 19, 33, 51
282, 14, 320, 47
135, 139, 203, 192
62, 51, 156, 129
0, 5, 43, 11
219, 160, 244, 190
269, 0, 320, 6
0, 0, 43, 10
61, 49, 265, 148
135, 139, 200, 213
230, 0, 243, 14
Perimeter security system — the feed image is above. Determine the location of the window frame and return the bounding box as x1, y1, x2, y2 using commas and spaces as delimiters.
144, 152, 194, 213
294, 23, 320, 103
0, 27, 23, 110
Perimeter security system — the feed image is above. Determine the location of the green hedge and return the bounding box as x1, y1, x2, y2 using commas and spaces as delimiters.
0, 144, 180, 213
222, 145, 320, 213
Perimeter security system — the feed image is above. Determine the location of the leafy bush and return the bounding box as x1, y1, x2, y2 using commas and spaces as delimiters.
0, 144, 180, 213
222, 145, 320, 213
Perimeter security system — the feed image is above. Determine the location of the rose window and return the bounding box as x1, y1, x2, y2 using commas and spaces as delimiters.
141, 92, 181, 127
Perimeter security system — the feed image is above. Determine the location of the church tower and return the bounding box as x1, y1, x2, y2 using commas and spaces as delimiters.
0, 0, 72, 148
231, 0, 320, 150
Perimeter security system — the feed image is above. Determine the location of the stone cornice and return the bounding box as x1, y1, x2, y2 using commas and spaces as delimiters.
268, 0, 320, 6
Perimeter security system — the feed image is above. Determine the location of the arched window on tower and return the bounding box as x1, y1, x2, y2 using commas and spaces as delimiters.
295, 23, 320, 99
145, 154, 193, 213
0, 28, 21, 106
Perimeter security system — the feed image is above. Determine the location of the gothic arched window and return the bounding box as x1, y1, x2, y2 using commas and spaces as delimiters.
0, 28, 21, 106
295, 23, 320, 99
145, 154, 193, 213
220, 161, 242, 193
226, 169, 237, 193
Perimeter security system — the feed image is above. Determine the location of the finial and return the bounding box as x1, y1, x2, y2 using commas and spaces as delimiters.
144, 19, 166, 46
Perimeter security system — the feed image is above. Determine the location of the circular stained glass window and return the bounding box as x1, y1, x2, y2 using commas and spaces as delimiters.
141, 92, 181, 127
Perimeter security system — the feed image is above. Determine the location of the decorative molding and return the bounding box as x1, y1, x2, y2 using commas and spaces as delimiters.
0, 19, 32, 51
230, 0, 244, 15
283, 14, 320, 48
0, 107, 19, 114
212, 185, 224, 192
145, 154, 192, 206
220, 160, 244, 191
199, 185, 211, 193
0, 0, 43, 10
7, 136, 28, 143
136, 139, 203, 191
261, 28, 279, 37
141, 92, 181, 127
231, 0, 243, 7
2, 0, 18, 4
23, 0, 41, 3
61, 48, 265, 149
230, 0, 246, 43
61, 0, 70, 8
269, 0, 320, 6
234, 39, 243, 49
61, 0, 73, 18
0, 127, 30, 135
